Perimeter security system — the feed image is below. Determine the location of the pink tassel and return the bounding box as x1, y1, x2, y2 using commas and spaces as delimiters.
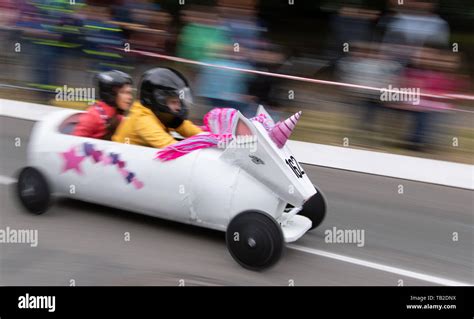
156, 134, 222, 161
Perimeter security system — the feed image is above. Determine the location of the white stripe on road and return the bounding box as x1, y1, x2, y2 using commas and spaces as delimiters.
0, 175, 16, 185
0, 174, 471, 286
288, 244, 472, 286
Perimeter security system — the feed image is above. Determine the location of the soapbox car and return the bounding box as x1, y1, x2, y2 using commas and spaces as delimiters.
16, 105, 327, 270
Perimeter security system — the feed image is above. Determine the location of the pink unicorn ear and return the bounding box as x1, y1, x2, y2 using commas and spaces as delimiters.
234, 112, 254, 138
236, 118, 253, 136
269, 111, 301, 148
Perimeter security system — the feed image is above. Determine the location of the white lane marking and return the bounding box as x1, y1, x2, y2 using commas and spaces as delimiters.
288, 244, 472, 286
0, 176, 16, 185
0, 171, 471, 286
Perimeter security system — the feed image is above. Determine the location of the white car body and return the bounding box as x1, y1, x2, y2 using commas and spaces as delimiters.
25, 106, 317, 244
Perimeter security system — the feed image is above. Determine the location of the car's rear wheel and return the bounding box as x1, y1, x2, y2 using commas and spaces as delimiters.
17, 167, 51, 215
226, 211, 284, 271
299, 186, 327, 230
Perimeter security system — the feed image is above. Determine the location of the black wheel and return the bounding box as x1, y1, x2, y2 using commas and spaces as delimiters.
17, 167, 51, 215
226, 211, 284, 271
300, 187, 327, 230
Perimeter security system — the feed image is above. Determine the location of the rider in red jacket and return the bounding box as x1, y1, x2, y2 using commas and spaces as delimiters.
73, 70, 133, 140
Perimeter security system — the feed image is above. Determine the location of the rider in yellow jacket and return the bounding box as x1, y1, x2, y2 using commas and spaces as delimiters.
113, 68, 202, 148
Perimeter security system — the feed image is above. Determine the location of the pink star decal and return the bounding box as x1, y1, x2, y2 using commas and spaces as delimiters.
61, 147, 85, 175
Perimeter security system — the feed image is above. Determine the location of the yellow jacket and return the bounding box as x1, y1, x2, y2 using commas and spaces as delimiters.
112, 102, 203, 148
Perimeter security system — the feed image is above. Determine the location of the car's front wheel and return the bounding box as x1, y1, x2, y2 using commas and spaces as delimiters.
299, 186, 327, 230
226, 211, 284, 271
17, 167, 51, 215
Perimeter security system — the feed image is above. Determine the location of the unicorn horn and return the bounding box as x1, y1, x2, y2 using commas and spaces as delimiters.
269, 111, 301, 148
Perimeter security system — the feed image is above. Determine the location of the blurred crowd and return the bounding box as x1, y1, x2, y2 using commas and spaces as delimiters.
330, 0, 469, 149
0, 0, 472, 155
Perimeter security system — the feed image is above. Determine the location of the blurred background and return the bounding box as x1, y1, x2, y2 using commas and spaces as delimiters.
0, 0, 473, 163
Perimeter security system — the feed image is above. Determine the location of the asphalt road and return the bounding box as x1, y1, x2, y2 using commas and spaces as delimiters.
0, 116, 472, 286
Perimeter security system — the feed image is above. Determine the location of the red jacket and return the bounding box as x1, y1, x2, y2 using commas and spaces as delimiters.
73, 101, 123, 139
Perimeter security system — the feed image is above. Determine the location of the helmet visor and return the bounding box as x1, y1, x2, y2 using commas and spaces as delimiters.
154, 86, 192, 116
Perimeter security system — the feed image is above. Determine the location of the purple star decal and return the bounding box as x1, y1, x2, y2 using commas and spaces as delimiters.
110, 153, 120, 165
91, 150, 103, 163
126, 172, 135, 183
83, 142, 94, 156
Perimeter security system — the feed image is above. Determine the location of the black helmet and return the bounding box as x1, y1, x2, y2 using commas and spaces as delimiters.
139, 67, 192, 128
96, 70, 132, 108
